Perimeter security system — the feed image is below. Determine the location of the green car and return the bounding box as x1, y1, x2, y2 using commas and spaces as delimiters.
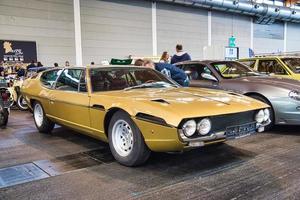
238, 56, 300, 81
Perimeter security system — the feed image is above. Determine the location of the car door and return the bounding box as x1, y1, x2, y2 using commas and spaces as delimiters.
182, 64, 219, 89
50, 68, 91, 133
39, 68, 63, 116
257, 59, 290, 78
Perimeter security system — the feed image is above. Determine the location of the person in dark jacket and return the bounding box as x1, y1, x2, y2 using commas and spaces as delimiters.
170, 44, 191, 64
26, 60, 36, 70
143, 60, 189, 86
37, 61, 43, 67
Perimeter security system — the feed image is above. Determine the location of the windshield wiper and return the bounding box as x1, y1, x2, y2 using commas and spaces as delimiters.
124, 81, 177, 91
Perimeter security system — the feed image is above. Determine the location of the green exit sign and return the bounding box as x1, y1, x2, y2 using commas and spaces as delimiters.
229, 36, 236, 47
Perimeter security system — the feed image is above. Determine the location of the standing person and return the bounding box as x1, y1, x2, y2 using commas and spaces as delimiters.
0, 61, 4, 75
134, 59, 144, 66
170, 44, 191, 64
91, 62, 95, 66
26, 60, 36, 70
143, 59, 189, 86
159, 51, 170, 63
65, 61, 70, 67
37, 61, 43, 67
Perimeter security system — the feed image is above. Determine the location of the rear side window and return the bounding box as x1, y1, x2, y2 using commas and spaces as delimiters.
257, 60, 287, 75
40, 69, 63, 88
55, 69, 83, 92
239, 60, 256, 69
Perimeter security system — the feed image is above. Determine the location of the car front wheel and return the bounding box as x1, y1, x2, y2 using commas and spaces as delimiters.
33, 102, 54, 133
17, 94, 29, 111
108, 111, 150, 166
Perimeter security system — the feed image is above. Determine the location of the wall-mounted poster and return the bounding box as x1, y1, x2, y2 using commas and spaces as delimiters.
0, 40, 37, 63
225, 47, 239, 60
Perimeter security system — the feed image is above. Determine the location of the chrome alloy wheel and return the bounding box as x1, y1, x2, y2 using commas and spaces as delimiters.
111, 119, 134, 157
34, 104, 43, 127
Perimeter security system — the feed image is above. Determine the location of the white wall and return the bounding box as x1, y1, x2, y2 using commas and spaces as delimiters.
211, 11, 251, 59
253, 22, 284, 54
80, 0, 152, 65
286, 22, 300, 52
0, 0, 76, 66
156, 2, 208, 60
1, 0, 299, 65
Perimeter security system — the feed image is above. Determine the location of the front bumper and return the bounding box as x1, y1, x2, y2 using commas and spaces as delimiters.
134, 116, 270, 152
272, 97, 300, 125
178, 120, 270, 148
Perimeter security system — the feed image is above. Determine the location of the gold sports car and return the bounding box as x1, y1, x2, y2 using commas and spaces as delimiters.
22, 66, 270, 166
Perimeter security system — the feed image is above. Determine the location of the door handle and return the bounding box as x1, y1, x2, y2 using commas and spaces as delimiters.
50, 100, 54, 104
91, 104, 105, 110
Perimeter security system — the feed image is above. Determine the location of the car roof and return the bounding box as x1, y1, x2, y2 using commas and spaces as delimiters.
47, 65, 149, 70
240, 56, 300, 60
175, 60, 237, 65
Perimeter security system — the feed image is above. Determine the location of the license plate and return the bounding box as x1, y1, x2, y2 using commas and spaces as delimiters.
226, 122, 256, 139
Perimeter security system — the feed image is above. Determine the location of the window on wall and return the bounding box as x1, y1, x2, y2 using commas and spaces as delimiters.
253, 0, 283, 6
253, 22, 284, 40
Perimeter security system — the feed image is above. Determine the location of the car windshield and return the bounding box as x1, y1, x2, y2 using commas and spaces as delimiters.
212, 61, 261, 79
281, 58, 300, 74
90, 67, 179, 92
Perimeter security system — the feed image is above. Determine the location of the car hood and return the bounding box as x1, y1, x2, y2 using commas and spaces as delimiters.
93, 87, 268, 127
232, 76, 300, 90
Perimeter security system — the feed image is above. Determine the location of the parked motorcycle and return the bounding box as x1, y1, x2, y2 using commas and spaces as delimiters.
0, 79, 12, 128
8, 77, 29, 111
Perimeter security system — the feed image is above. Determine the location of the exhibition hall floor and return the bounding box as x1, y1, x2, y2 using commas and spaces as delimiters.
0, 110, 300, 200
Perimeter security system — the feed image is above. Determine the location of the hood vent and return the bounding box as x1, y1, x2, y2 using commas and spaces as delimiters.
151, 99, 170, 104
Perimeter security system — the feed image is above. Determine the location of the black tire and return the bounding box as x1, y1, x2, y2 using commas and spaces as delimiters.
249, 94, 274, 131
108, 110, 151, 166
17, 94, 29, 111
0, 109, 9, 129
33, 102, 54, 134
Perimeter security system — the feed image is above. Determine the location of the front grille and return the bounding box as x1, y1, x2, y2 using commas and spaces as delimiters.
185, 110, 256, 139
210, 110, 256, 133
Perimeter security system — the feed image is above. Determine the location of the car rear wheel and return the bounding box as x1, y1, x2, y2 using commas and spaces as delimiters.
249, 94, 274, 131
33, 102, 54, 133
17, 94, 29, 111
108, 110, 150, 166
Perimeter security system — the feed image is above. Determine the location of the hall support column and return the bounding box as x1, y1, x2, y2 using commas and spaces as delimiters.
74, 0, 83, 66
152, 1, 157, 56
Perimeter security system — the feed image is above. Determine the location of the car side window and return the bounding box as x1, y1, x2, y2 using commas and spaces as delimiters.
79, 70, 87, 92
40, 69, 63, 88
183, 64, 213, 81
55, 69, 83, 91
239, 60, 256, 69
258, 60, 287, 75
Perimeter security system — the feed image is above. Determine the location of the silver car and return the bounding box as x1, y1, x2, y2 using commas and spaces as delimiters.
176, 60, 300, 128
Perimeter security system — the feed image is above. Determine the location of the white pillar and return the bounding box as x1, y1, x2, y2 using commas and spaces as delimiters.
152, 1, 157, 56
208, 11, 212, 47
73, 0, 83, 66
250, 17, 254, 50
284, 22, 287, 52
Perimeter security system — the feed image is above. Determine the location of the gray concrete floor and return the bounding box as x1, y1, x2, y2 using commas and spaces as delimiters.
0, 110, 300, 200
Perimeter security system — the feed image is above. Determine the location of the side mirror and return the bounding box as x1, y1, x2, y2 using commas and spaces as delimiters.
201, 73, 218, 82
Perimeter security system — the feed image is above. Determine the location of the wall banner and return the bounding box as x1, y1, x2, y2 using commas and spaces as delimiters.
0, 40, 37, 63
